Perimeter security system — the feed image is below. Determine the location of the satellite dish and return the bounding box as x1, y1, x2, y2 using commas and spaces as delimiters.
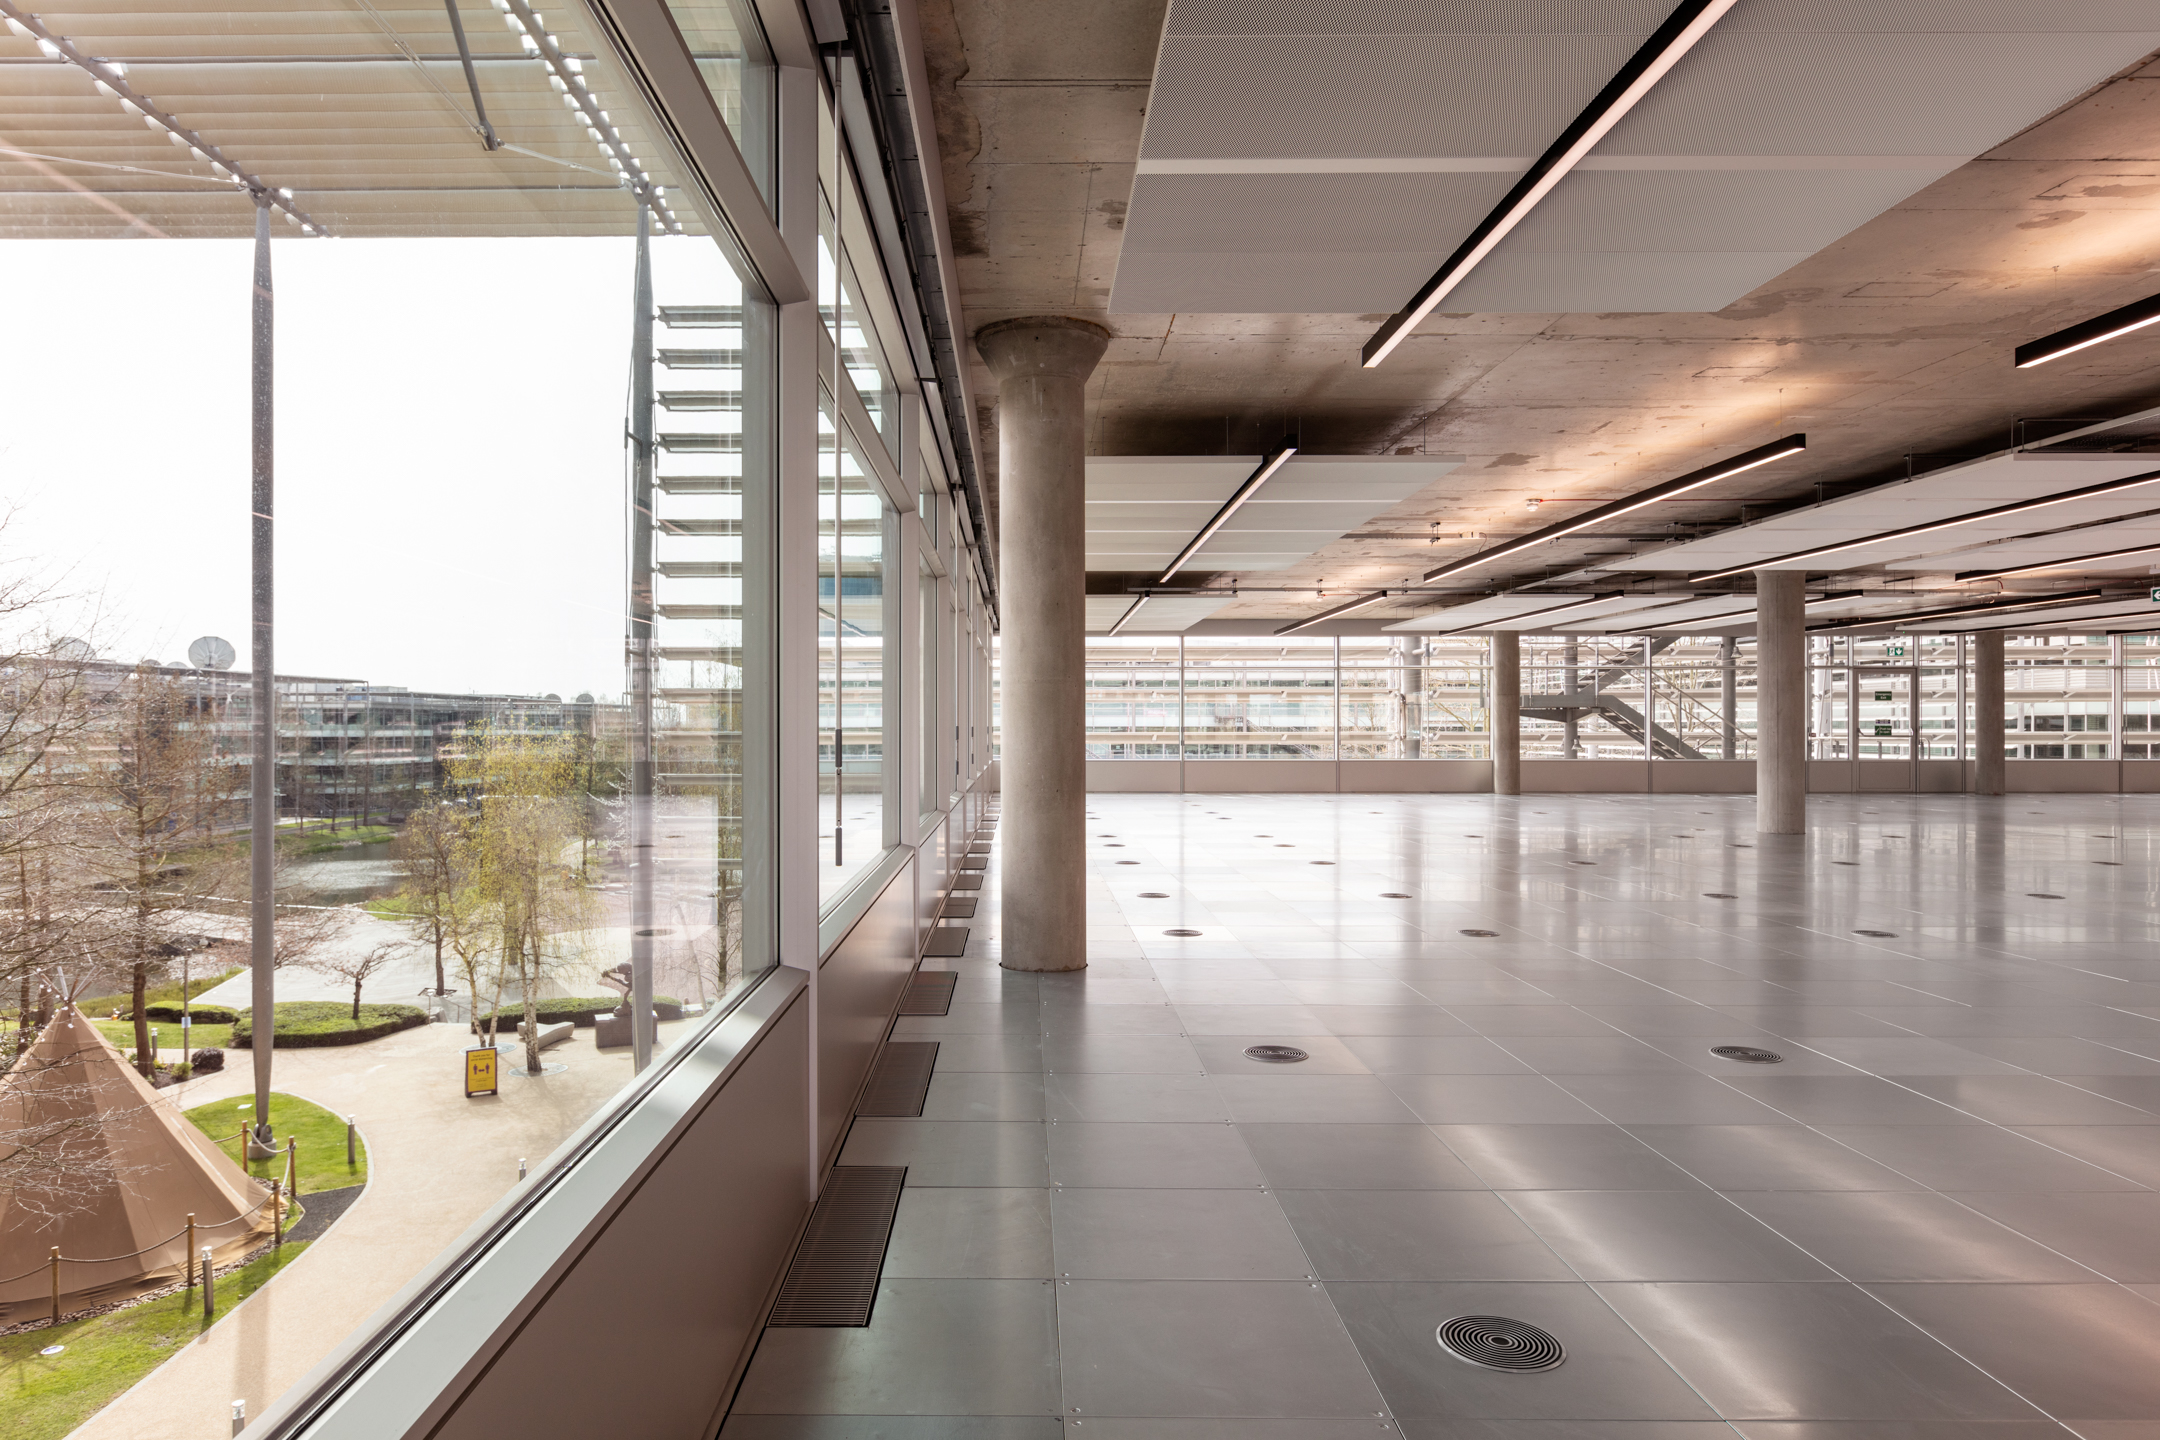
575, 692, 594, 704
187, 636, 236, 671
545, 693, 562, 703
52, 637, 95, 662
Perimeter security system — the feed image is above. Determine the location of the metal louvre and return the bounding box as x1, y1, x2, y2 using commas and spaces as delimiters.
0, 0, 694, 238
856, 1042, 939, 1117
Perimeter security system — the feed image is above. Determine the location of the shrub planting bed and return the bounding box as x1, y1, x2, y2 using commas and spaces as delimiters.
231, 1002, 428, 1048
475, 995, 685, 1028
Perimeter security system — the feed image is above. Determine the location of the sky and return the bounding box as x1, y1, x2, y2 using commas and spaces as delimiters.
0, 233, 724, 699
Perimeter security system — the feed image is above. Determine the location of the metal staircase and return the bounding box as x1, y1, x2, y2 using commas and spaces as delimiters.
1521, 636, 1707, 760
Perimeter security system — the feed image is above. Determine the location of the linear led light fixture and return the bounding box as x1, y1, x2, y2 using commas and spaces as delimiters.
1808, 588, 2107, 633
1105, 595, 1149, 636
1910, 603, 2160, 634
1360, 0, 1737, 368
1428, 434, 1805, 586
1157, 442, 1296, 583
496, 0, 679, 233
1690, 467, 2160, 584
2014, 290, 2160, 369
1425, 592, 1628, 637
1958, 540, 2160, 582
0, 0, 326, 234
1274, 433, 1803, 634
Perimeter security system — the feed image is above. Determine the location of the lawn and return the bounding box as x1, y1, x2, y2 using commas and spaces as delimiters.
291, 823, 397, 856
51, 969, 242, 1025
184, 1093, 369, 1195
90, 1019, 234, 1056
0, 1244, 310, 1440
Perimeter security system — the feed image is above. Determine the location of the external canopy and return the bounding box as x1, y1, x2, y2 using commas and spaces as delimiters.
0, 1006, 271, 1309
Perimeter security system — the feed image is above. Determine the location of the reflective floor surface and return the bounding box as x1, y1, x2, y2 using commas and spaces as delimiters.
724, 791, 2160, 1438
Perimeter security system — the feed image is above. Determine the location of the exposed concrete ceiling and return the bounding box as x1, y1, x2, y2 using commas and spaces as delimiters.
923, 0, 2160, 633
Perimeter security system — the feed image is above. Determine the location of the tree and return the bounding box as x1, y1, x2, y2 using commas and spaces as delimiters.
395, 802, 477, 995
307, 937, 410, 1021
449, 726, 601, 1075
81, 666, 242, 1077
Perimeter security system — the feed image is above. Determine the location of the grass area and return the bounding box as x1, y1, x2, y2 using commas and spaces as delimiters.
49, 969, 243, 1025
0, 1243, 310, 1440
363, 891, 419, 920
290, 823, 397, 856
185, 1092, 368, 1195
90, 1019, 234, 1054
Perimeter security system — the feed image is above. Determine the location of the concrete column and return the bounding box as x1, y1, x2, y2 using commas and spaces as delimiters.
975, 316, 1109, 973
1491, 631, 1521, 795
1974, 629, 2005, 795
1755, 570, 1806, 834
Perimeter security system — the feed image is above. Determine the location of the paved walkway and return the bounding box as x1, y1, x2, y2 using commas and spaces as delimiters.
73, 1013, 689, 1440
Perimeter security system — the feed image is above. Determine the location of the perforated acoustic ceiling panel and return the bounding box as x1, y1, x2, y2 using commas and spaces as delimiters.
1111, 0, 2160, 315
1085, 453, 1462, 572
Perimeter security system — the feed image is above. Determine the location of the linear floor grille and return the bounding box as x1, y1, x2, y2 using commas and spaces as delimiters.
857, 1041, 939, 1117
940, 897, 978, 918
952, 873, 982, 890
923, 927, 970, 958
899, 969, 958, 1015
767, 1166, 907, 1326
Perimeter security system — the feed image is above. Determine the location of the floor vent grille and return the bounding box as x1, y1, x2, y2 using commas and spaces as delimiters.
1437, 1315, 1565, 1371
941, 897, 978, 918
952, 873, 983, 890
857, 1041, 939, 1117
899, 969, 958, 1015
1710, 1045, 1783, 1064
768, 1166, 907, 1327
923, 927, 969, 958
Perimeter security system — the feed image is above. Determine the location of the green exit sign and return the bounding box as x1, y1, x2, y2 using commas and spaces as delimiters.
1873, 691, 1893, 702
1887, 644, 1906, 657
2151, 586, 2160, 604
1874, 722, 1893, 736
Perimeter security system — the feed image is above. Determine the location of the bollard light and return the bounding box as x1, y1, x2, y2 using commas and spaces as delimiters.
201, 1247, 217, 1317
232, 1399, 246, 1434
518, 1157, 528, 1181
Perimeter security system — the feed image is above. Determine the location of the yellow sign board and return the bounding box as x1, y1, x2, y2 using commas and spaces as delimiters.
465, 1046, 499, 1097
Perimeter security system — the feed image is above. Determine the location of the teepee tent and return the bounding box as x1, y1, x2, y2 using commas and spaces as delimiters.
0, 1005, 272, 1308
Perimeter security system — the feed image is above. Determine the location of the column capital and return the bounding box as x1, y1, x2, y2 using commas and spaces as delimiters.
974, 316, 1111, 383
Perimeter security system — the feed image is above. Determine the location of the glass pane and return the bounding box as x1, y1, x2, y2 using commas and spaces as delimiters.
1181, 637, 1337, 759
1084, 639, 1182, 757
659, 0, 777, 205
818, 403, 889, 902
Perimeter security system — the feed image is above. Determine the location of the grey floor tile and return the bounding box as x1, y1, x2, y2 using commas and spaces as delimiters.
1953, 1191, 2160, 1280
1580, 1005, 1772, 1037
1048, 1121, 1266, 1189
1046, 1071, 1229, 1122
1436, 1125, 1707, 1190
1624, 1126, 1925, 1192
1503, 1189, 1836, 1280
1785, 1036, 2026, 1075
1888, 1074, 2160, 1125
731, 1279, 1059, 1416
1951, 1037, 2160, 1074
722, 1420, 1064, 1440
1041, 1005, 1190, 1038
1325, 1280, 1718, 1420
1050, 1187, 1310, 1279
1549, 1073, 1791, 1125
1818, 1125, 2149, 1192
1713, 1074, 1983, 1126
1039, 977, 1174, 1007
918, 1071, 1047, 1122
883, 1188, 1054, 1279
1079, 1424, 1410, 1439
1338, 1034, 1534, 1073
1306, 1004, 1476, 1036
1723, 1190, 2097, 1281
1239, 1122, 1488, 1190
1172, 1004, 1331, 1035
1489, 1035, 1702, 1074
926, 1032, 1045, 1072
1058, 1279, 1387, 1417
1446, 1006, 1623, 1037
2040, 1074, 2160, 1114
1864, 1282, 2160, 1421
1593, 1281, 2044, 1421
1278, 1188, 1576, 1280
1725, 1426, 2070, 1440
838, 1121, 1048, 1187
1384, 1074, 1609, 1124
1400, 1425, 1741, 1440
2006, 1124, 2160, 1187
1042, 1031, 1205, 1074
1189, 1034, 1372, 1074
894, 1003, 1042, 1036
1215, 1073, 1426, 1123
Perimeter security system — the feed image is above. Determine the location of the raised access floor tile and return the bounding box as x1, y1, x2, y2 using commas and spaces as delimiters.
1049, 1188, 1310, 1279
1435, 1125, 1706, 1191
1277, 1188, 1577, 1281
882, 1188, 1053, 1280
1047, 1122, 1266, 1189
1502, 1189, 1836, 1281
1863, 1282, 2160, 1421
1722, 1190, 2097, 1281
1239, 1122, 1486, 1190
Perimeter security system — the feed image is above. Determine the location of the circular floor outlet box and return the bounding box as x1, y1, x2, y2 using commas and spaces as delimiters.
1436, 1315, 1564, 1372
1163, 928, 1203, 937
1460, 929, 1499, 937
1711, 1045, 1784, 1064
1243, 1045, 1309, 1064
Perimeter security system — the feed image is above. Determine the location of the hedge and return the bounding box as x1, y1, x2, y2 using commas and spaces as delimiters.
231, 1002, 429, 1048
475, 995, 685, 1028
144, 1002, 239, 1025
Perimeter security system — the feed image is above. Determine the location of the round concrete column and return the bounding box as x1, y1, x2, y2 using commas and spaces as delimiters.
1755, 570, 1807, 834
976, 316, 1110, 974
1490, 632, 1521, 795
1974, 630, 2005, 796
